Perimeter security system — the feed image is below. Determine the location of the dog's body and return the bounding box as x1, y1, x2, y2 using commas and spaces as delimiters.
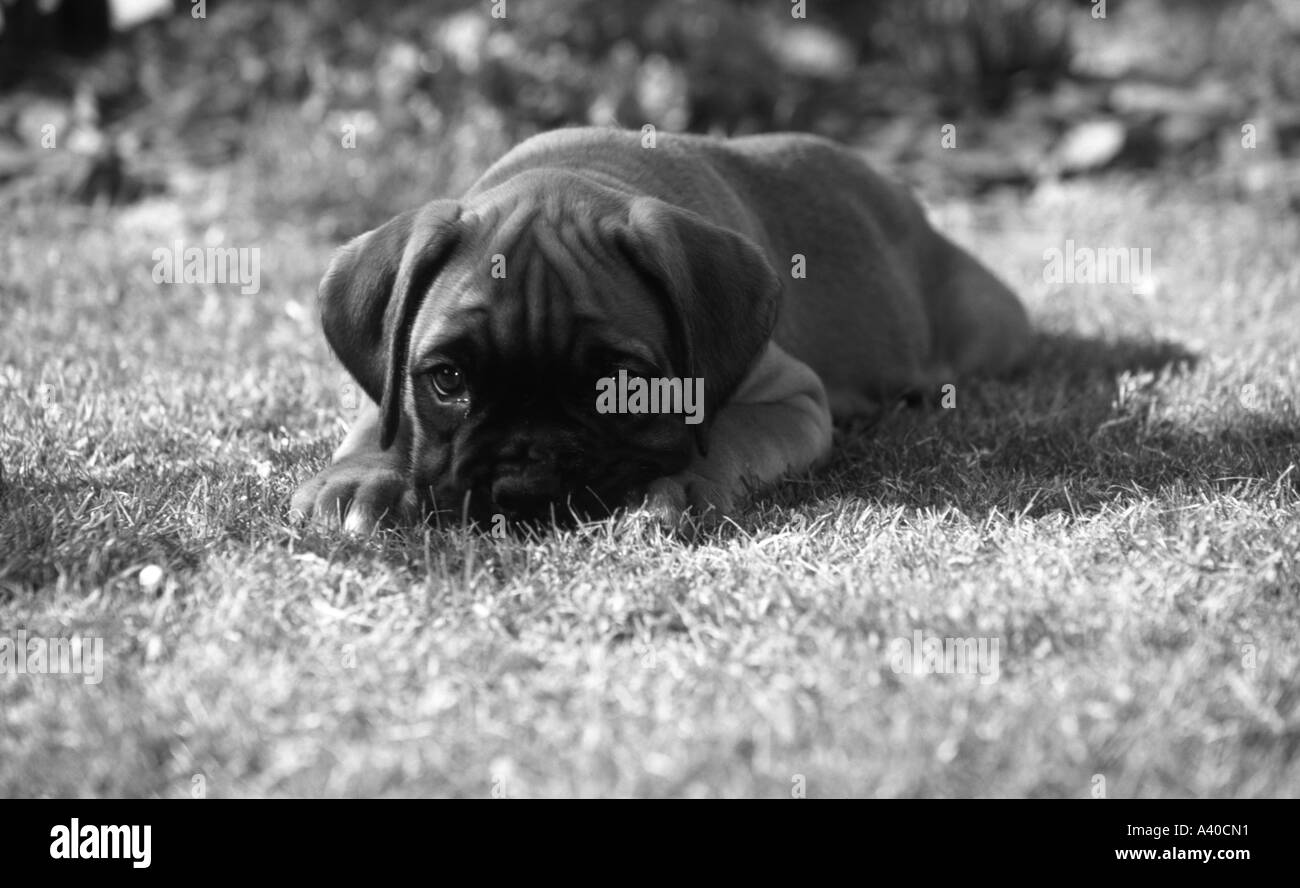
291, 128, 1031, 532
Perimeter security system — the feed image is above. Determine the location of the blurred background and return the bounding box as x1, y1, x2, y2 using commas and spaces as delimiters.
3, 1, 1299, 801
1, 0, 1297, 238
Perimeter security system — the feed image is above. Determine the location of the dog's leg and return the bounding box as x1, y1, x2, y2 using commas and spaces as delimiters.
638, 342, 832, 524
290, 394, 417, 533
924, 236, 1033, 380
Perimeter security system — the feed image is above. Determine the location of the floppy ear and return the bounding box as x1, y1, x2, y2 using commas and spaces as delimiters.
614, 197, 781, 453
318, 200, 462, 450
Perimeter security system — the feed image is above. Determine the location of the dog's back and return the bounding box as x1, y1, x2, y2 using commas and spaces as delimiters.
478, 127, 1031, 408
698, 131, 1032, 392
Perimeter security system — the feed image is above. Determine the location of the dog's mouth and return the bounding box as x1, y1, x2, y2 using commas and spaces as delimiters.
420, 482, 620, 529
419, 456, 674, 529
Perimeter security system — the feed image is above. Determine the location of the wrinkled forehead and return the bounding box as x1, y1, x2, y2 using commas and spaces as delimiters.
409, 199, 671, 370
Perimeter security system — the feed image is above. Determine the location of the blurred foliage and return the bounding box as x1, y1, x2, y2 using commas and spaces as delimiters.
857, 0, 1073, 113
3, 0, 1080, 136
2, 0, 1298, 223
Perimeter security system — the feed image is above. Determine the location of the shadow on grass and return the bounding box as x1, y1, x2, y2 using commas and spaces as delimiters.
789, 331, 1300, 521
10, 329, 1294, 593
307, 329, 1296, 552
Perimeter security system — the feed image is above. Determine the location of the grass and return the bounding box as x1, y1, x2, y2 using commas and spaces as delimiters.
1, 107, 1298, 797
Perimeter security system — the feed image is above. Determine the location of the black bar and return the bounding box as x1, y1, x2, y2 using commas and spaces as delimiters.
0, 801, 1279, 874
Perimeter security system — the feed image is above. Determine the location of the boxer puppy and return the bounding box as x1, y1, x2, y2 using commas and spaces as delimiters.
290, 128, 1031, 533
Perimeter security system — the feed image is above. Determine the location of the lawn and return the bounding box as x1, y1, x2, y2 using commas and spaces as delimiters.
2, 107, 1298, 795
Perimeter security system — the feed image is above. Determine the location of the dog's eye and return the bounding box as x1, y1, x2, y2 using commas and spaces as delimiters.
430, 364, 466, 398
601, 354, 651, 378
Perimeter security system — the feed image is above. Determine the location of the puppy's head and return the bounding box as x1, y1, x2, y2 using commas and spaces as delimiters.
318, 172, 779, 524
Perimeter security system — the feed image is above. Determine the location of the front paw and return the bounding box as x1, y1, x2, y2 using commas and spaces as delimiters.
289, 454, 416, 534
624, 471, 737, 533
